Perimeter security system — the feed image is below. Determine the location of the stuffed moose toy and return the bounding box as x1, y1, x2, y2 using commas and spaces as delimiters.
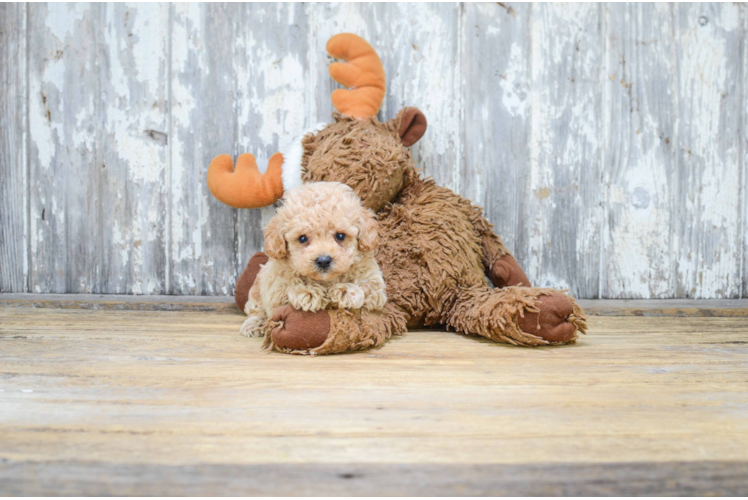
207, 33, 587, 354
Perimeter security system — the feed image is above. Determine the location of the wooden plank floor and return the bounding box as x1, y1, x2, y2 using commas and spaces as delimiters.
1, 303, 747, 495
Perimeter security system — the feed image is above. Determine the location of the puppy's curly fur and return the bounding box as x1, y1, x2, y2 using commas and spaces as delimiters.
240, 182, 386, 339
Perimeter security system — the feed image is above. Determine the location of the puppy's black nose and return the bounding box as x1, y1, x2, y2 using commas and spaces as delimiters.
315, 255, 333, 270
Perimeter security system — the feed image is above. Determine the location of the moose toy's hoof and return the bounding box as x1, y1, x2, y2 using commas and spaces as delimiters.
490, 255, 531, 288
518, 292, 579, 343
235, 252, 269, 312
270, 305, 331, 351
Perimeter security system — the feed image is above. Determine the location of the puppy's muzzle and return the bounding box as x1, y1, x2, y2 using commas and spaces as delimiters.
314, 255, 333, 271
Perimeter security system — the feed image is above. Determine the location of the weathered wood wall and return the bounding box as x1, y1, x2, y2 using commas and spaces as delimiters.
1, 2, 746, 299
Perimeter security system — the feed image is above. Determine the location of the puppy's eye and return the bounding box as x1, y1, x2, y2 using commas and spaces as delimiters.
298, 235, 308, 244
335, 232, 346, 242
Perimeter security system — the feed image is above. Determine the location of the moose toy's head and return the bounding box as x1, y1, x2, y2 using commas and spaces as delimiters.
206, 33, 427, 213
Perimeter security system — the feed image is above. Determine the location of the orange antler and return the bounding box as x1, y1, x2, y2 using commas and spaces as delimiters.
327, 33, 385, 119
207, 153, 284, 209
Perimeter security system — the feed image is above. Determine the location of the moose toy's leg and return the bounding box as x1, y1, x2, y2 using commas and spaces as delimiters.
265, 302, 408, 355
446, 286, 587, 346
235, 252, 268, 312
489, 253, 532, 289
471, 213, 588, 341
456, 199, 532, 289
478, 224, 531, 288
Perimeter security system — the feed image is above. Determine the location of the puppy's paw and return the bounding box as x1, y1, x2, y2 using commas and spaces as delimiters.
240, 314, 267, 338
287, 283, 328, 312
363, 288, 387, 312
329, 283, 366, 310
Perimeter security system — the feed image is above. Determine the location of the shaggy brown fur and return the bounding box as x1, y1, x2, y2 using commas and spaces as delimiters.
302, 114, 416, 213
241, 110, 588, 354
263, 302, 406, 355
210, 34, 588, 355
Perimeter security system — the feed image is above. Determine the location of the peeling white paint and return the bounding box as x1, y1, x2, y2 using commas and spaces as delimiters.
674, 3, 742, 298
8, 2, 746, 298
170, 2, 214, 295
500, 43, 529, 118
249, 52, 306, 152
388, 4, 461, 192
29, 91, 56, 170
45, 3, 87, 43
527, 3, 602, 296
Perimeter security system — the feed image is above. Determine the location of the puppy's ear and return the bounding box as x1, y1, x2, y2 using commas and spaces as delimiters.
357, 211, 379, 253
264, 217, 288, 260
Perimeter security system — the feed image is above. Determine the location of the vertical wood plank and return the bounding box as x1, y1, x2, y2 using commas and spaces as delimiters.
233, 3, 311, 279
462, 2, 531, 259
675, 3, 743, 298
602, 3, 677, 298
28, 3, 102, 293
742, 5, 748, 299
525, 3, 603, 297
170, 3, 239, 295
377, 3, 462, 191
0, 3, 28, 292
99, 3, 169, 294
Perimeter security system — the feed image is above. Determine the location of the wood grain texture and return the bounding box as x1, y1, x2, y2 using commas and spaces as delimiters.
525, 3, 603, 296
740, 6, 748, 297
0, 293, 240, 312
462, 3, 531, 262
170, 3, 239, 295
0, 3, 28, 292
1, 306, 748, 495
379, 3, 462, 191
28, 3, 102, 293
98, 3, 169, 294
603, 3, 678, 299
1, 3, 747, 298
675, 3, 744, 298
578, 298, 748, 317
4, 293, 748, 317
2, 461, 747, 496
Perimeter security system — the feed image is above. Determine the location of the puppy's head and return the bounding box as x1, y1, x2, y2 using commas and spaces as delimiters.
264, 182, 378, 281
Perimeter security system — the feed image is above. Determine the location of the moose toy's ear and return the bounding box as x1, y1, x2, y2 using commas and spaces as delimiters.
399, 107, 427, 147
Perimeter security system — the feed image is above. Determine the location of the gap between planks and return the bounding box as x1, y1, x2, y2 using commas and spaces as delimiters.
1, 293, 748, 316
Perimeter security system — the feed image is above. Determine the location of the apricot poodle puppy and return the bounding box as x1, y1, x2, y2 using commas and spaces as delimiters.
240, 182, 387, 341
